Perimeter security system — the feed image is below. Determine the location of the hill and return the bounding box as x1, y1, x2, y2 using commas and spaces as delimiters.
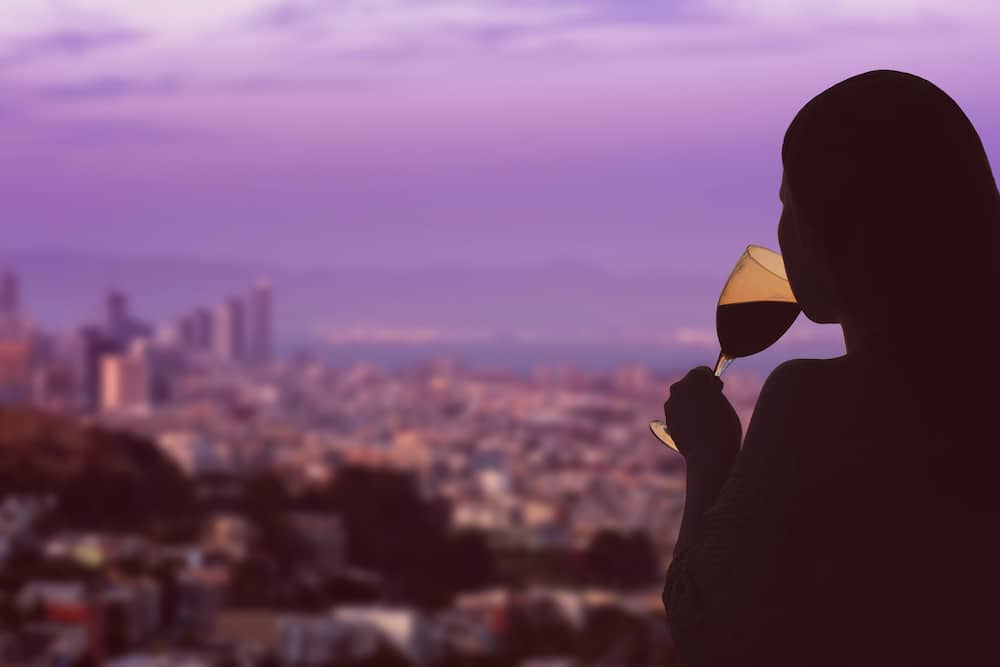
0, 407, 194, 532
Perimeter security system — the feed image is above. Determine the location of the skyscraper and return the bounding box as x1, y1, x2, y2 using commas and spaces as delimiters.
0, 339, 31, 404
0, 271, 25, 342
32, 359, 77, 413
99, 340, 151, 413
78, 326, 122, 412
249, 279, 273, 365
229, 297, 246, 362
192, 307, 213, 351
175, 312, 198, 351
104, 289, 152, 344
213, 298, 245, 362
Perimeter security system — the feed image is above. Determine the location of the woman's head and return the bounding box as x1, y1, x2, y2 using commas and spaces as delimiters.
778, 70, 999, 338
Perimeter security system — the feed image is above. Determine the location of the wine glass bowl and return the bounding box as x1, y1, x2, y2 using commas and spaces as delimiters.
650, 245, 799, 452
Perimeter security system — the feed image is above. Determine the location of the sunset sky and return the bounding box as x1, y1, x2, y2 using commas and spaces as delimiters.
1, 1, 996, 275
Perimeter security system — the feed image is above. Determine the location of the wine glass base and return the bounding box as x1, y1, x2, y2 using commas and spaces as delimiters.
649, 419, 680, 452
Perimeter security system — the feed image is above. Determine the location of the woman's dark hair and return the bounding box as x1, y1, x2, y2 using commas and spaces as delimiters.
781, 73, 998, 654
781, 70, 999, 339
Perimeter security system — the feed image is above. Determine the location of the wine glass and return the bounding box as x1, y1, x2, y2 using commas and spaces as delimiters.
650, 245, 799, 452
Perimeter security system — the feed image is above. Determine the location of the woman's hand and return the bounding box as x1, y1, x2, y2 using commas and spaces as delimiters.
663, 367, 742, 467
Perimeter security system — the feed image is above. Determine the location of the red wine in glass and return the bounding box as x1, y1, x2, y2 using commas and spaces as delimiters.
716, 300, 801, 359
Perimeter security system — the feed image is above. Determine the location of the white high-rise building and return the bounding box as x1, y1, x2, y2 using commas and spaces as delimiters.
99, 340, 150, 413
249, 279, 273, 365
213, 298, 245, 363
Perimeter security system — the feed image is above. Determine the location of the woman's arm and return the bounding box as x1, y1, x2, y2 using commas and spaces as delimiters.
662, 360, 825, 665
661, 367, 742, 549
674, 447, 738, 550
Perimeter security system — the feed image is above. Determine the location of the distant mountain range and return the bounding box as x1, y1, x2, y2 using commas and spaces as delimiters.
0, 250, 721, 338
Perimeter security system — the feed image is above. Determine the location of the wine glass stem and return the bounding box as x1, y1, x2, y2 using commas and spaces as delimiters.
713, 351, 733, 377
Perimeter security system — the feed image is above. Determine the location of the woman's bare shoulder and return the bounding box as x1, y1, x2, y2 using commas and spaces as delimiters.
759, 356, 847, 403
745, 356, 851, 450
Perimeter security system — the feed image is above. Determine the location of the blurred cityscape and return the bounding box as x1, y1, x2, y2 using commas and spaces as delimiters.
0, 268, 763, 667
0, 3, 993, 666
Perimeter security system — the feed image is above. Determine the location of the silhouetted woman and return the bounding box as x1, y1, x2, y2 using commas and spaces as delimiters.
661, 70, 999, 666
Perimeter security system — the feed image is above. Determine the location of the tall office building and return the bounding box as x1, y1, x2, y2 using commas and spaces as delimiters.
0, 271, 19, 315
99, 340, 151, 413
175, 312, 198, 351
192, 307, 213, 351
249, 279, 273, 365
32, 359, 77, 413
103, 289, 151, 344
0, 339, 31, 404
78, 326, 122, 412
228, 297, 246, 361
213, 298, 245, 362
0, 271, 27, 342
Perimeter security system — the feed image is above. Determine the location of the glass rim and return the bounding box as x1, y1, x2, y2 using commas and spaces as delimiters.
744, 244, 789, 281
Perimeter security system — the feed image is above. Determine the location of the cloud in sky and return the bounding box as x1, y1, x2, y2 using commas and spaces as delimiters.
714, 0, 996, 24
0, 2, 994, 145
3, 1, 997, 86
0, 27, 143, 67
30, 76, 183, 101
3, 0, 996, 154
1, 1, 997, 275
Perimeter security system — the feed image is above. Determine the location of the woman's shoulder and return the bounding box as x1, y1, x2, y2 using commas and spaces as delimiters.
766, 356, 834, 382
744, 356, 854, 459
758, 355, 849, 410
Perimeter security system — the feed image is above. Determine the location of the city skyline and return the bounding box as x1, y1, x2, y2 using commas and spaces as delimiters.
0, 257, 845, 371
0, 265, 275, 413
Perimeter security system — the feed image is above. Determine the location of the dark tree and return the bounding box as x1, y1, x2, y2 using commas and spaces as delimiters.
579, 605, 652, 667
503, 598, 578, 662
316, 465, 495, 609
0, 408, 196, 533
584, 530, 659, 590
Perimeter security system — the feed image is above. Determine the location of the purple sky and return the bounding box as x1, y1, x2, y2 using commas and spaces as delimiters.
2, 1, 998, 276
